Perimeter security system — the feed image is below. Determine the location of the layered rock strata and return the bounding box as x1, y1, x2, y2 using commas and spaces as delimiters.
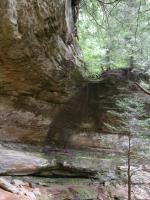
0, 0, 83, 144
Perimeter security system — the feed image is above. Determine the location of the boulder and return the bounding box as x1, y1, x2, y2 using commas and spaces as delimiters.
0, 188, 30, 200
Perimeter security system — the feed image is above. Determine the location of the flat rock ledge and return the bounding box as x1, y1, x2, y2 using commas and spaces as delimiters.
0, 147, 52, 176
0, 147, 150, 199
0, 147, 115, 178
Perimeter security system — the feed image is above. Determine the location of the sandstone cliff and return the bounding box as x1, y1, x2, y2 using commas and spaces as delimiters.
0, 0, 83, 144
0, 1, 150, 200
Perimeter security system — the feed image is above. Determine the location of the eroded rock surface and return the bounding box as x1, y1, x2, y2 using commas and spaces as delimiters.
0, 147, 51, 176
0, 1, 150, 200
47, 68, 150, 150
0, 0, 83, 144
0, 66, 150, 199
0, 145, 122, 178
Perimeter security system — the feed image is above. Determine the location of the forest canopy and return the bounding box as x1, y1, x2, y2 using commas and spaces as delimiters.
78, 0, 150, 76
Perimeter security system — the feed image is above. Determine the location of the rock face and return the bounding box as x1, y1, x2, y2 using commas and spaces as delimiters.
0, 0, 83, 144
0, 1, 150, 200
47, 68, 150, 149
0, 146, 51, 176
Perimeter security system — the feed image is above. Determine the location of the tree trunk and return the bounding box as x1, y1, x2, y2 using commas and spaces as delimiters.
128, 132, 131, 200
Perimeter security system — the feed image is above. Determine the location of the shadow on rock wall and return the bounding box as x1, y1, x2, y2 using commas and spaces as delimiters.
46, 67, 149, 148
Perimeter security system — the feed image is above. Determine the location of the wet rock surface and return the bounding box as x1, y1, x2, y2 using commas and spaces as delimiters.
0, 68, 150, 199
46, 68, 150, 149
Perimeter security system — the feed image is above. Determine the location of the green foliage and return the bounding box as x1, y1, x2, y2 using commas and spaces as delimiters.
105, 95, 150, 137
78, 0, 150, 76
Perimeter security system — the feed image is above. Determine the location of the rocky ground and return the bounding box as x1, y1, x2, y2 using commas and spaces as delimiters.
0, 143, 149, 200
